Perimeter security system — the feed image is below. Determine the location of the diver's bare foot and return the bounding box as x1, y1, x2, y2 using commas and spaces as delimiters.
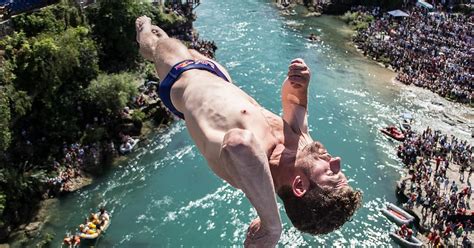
135, 16, 168, 61
151, 25, 168, 39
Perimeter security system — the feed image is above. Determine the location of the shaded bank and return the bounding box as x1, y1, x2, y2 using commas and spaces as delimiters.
0, 0, 216, 245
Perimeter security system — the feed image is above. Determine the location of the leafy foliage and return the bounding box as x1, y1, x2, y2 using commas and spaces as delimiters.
86, 0, 185, 72
0, 26, 100, 158
0, 0, 176, 241
0, 168, 46, 227
84, 73, 139, 117
11, 0, 84, 37
131, 109, 146, 122
0, 91, 12, 152
9, 27, 99, 102
341, 10, 374, 29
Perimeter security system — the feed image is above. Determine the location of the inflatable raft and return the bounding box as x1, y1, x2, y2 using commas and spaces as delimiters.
389, 232, 423, 248
80, 217, 111, 240
381, 203, 414, 226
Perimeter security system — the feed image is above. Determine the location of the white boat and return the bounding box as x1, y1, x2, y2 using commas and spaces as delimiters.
399, 120, 411, 132
398, 112, 413, 132
119, 138, 139, 154
389, 232, 423, 248
381, 203, 414, 226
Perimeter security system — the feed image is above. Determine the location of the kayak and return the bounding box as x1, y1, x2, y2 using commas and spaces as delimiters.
381, 203, 414, 226
389, 232, 423, 248
380, 127, 405, 141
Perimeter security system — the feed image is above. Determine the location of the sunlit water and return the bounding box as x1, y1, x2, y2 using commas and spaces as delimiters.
28, 0, 473, 247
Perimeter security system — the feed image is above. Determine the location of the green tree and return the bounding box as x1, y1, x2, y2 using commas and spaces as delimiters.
10, 27, 99, 104
83, 72, 139, 117
87, 0, 185, 72
0, 58, 31, 152
0, 92, 11, 152
1, 27, 99, 159
11, 0, 84, 37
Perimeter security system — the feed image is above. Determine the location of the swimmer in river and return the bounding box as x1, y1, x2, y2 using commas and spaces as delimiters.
136, 15, 362, 247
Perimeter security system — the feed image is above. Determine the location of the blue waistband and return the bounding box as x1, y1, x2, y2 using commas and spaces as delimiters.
158, 59, 230, 119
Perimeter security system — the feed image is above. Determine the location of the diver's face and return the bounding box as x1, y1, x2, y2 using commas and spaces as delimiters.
307, 149, 348, 189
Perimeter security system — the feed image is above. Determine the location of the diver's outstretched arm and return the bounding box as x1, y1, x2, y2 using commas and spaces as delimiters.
281, 58, 311, 136
220, 128, 282, 247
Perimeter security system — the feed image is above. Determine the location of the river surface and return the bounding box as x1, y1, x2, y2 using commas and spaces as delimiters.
32, 0, 473, 247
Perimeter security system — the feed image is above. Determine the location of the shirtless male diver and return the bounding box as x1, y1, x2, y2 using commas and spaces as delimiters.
136, 16, 362, 247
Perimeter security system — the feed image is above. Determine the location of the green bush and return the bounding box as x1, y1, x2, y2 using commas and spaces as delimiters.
0, 92, 11, 152
341, 11, 358, 23
355, 22, 369, 31
84, 73, 139, 117
341, 11, 373, 31
131, 109, 146, 123
11, 0, 84, 37
36, 232, 55, 248
140, 61, 160, 82
87, 0, 186, 72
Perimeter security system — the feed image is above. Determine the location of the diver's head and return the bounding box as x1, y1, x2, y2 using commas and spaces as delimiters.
277, 141, 362, 234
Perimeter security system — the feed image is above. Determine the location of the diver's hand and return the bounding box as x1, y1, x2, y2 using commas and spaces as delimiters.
287, 58, 311, 88
244, 218, 281, 248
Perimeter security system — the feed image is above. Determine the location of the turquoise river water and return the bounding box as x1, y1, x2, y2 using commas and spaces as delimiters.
35, 0, 437, 247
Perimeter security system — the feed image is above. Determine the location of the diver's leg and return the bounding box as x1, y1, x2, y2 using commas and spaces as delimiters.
136, 16, 192, 79
188, 49, 233, 83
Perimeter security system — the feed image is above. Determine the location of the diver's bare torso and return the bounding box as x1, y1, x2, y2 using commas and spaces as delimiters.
169, 70, 287, 186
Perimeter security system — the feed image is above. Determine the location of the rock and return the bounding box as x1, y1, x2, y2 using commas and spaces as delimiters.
305, 11, 321, 17
117, 122, 141, 136
24, 222, 41, 237
0, 244, 10, 248
67, 176, 93, 192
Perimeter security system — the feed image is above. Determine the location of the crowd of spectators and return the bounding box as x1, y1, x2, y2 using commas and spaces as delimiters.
163, 1, 195, 18
46, 82, 163, 195
160, 2, 216, 58
191, 38, 217, 59
397, 126, 473, 246
46, 142, 101, 194
353, 6, 473, 104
